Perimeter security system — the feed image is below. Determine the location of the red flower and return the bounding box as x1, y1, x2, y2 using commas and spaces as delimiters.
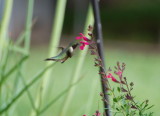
76, 33, 89, 41
76, 33, 90, 50
79, 41, 89, 50
115, 71, 122, 76
83, 115, 87, 116
111, 76, 120, 83
106, 73, 113, 78
80, 41, 89, 45
106, 73, 120, 83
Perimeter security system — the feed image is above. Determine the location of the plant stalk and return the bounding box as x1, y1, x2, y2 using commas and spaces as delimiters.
0, 0, 13, 63
24, 0, 35, 53
59, 4, 94, 116
91, 0, 111, 116
30, 0, 67, 115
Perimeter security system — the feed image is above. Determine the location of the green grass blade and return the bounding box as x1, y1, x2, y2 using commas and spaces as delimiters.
0, 56, 28, 87
15, 19, 37, 46
84, 79, 99, 114
11, 45, 28, 55
39, 74, 85, 115
0, 63, 56, 114
41, 0, 67, 96
24, 0, 35, 53
30, 0, 67, 115
59, 4, 94, 116
18, 68, 37, 112
15, 32, 26, 45
0, 42, 11, 78
39, 85, 73, 115
0, 0, 13, 61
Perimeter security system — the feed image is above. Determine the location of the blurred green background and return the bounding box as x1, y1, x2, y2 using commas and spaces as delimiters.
25, 44, 160, 115
0, 0, 160, 115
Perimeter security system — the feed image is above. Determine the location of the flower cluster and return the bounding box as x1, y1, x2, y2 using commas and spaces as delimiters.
75, 27, 122, 84
105, 62, 125, 84
76, 33, 90, 50
75, 26, 94, 50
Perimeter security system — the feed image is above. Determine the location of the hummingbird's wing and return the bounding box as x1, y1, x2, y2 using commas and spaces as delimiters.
57, 47, 64, 51
45, 51, 66, 61
45, 45, 70, 61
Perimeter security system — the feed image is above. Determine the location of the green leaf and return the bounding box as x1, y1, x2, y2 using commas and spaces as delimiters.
116, 108, 119, 111
117, 87, 121, 92
113, 98, 118, 102
121, 105, 124, 110
0, 55, 28, 86
146, 105, 154, 110
144, 104, 148, 109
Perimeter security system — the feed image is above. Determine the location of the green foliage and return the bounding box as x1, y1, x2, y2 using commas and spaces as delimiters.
105, 63, 154, 116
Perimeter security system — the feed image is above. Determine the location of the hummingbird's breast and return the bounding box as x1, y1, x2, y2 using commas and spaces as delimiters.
67, 47, 74, 57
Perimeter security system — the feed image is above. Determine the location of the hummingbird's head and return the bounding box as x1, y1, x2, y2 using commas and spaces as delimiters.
71, 43, 79, 49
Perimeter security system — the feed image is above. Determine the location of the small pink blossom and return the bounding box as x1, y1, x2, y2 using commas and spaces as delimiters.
106, 73, 120, 83
111, 76, 120, 83
79, 41, 90, 50
80, 45, 85, 50
80, 41, 89, 45
76, 33, 90, 50
106, 73, 113, 78
76, 33, 89, 41
83, 115, 87, 116
76, 36, 82, 40
115, 71, 122, 76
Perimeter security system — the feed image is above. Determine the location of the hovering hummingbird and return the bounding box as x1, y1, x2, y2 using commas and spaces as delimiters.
45, 42, 79, 63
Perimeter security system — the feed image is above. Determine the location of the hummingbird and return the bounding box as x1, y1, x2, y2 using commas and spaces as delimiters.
45, 42, 79, 63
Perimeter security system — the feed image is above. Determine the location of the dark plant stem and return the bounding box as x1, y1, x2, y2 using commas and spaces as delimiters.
91, 0, 111, 116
